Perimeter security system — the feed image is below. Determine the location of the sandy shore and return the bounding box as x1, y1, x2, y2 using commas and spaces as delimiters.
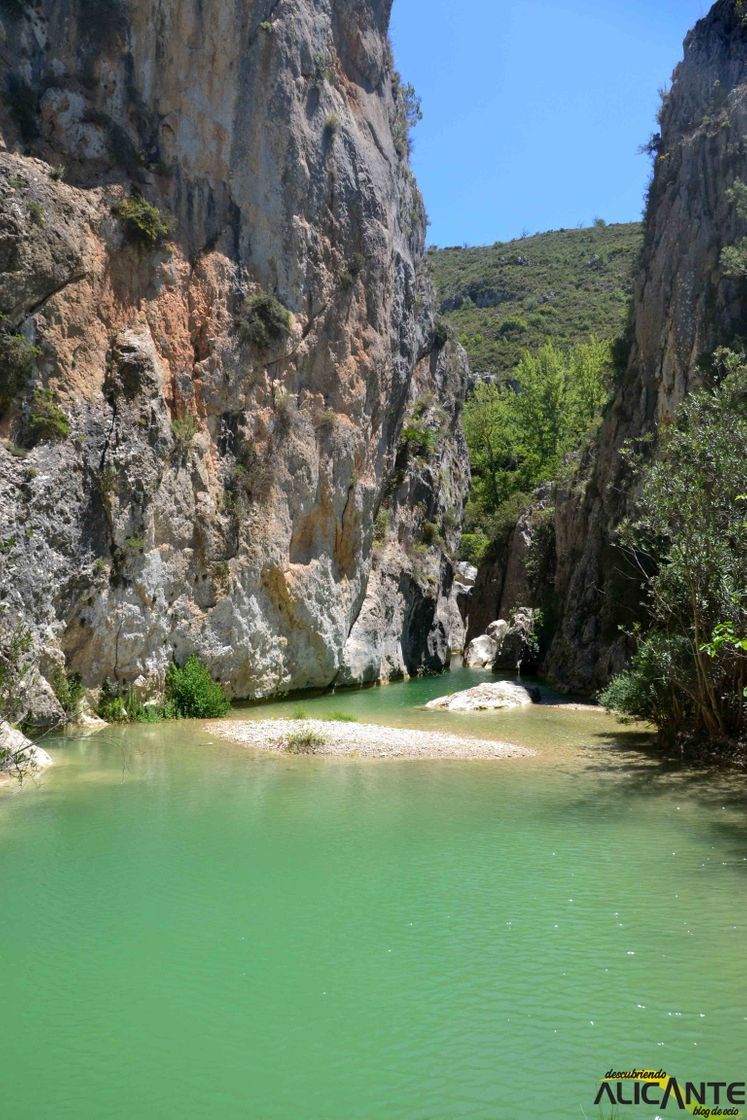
206, 719, 535, 760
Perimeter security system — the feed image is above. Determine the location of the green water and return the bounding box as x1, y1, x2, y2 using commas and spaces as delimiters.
2, 668, 746, 1119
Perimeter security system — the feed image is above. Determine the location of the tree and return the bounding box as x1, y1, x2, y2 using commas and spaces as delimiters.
601, 355, 747, 746
461, 337, 612, 532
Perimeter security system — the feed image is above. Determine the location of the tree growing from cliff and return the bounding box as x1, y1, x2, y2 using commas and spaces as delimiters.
720, 179, 747, 278
600, 356, 747, 749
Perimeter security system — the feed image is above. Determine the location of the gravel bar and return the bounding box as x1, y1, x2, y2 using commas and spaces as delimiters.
206, 719, 535, 760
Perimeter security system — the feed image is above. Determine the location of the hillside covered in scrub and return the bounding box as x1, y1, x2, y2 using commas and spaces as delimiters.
429, 222, 642, 381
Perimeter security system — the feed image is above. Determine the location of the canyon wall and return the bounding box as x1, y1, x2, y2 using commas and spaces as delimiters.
468, 0, 746, 693
0, 0, 469, 722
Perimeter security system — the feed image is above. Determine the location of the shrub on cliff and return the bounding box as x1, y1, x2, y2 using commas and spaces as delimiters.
113, 192, 173, 248
239, 290, 291, 351
27, 387, 70, 443
600, 354, 747, 749
0, 326, 40, 411
720, 179, 747, 278
164, 656, 230, 719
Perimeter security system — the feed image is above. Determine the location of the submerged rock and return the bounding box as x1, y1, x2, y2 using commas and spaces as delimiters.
425, 681, 540, 712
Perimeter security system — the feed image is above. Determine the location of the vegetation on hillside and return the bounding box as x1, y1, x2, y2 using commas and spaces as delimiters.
600, 351, 747, 755
460, 337, 613, 563
429, 222, 641, 381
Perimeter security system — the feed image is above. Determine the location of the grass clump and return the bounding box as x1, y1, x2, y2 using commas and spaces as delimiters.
284, 729, 325, 754
239, 289, 291, 351
172, 414, 198, 451
113, 192, 173, 248
27, 388, 70, 443
28, 201, 45, 228
326, 711, 356, 722
165, 655, 230, 718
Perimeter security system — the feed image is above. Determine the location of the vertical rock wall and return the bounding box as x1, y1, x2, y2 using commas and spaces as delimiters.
0, 0, 469, 721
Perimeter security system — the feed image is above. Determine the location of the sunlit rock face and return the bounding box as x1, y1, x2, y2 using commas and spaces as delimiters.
0, 0, 469, 720
471, 0, 747, 696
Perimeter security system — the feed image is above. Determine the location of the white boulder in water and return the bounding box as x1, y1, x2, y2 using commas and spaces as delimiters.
425, 681, 540, 712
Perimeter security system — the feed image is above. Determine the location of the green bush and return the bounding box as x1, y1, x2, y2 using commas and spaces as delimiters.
239, 290, 291, 351
400, 421, 437, 458
165, 655, 230, 718
601, 356, 747, 746
284, 729, 325, 754
599, 633, 691, 728
28, 201, 45, 228
95, 680, 130, 723
720, 179, 747, 278
373, 508, 389, 543
113, 192, 173, 248
0, 622, 33, 725
0, 328, 40, 410
52, 667, 84, 721
433, 317, 449, 349
458, 531, 490, 566
27, 388, 70, 443
172, 414, 198, 450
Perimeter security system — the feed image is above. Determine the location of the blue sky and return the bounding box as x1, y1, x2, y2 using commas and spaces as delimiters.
390, 0, 712, 246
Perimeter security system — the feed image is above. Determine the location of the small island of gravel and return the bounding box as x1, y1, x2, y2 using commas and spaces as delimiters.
206, 720, 535, 760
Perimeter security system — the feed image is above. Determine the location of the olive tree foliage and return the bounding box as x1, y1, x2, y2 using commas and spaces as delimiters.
600, 352, 747, 746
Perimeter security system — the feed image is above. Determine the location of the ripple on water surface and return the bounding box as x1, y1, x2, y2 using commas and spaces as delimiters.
1, 670, 746, 1118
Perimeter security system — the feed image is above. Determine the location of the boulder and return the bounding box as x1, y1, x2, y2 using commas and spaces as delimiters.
463, 633, 498, 668
486, 619, 509, 642
0, 721, 53, 775
425, 682, 540, 712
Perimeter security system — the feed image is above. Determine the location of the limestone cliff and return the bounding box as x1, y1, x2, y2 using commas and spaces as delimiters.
0, 0, 469, 723
469, 0, 746, 693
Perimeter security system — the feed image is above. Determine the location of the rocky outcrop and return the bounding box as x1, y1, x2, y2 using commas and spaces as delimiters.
0, 0, 469, 721
0, 721, 53, 776
424, 681, 539, 712
472, 0, 747, 695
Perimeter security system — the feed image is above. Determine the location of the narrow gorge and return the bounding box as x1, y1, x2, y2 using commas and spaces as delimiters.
460, 0, 747, 698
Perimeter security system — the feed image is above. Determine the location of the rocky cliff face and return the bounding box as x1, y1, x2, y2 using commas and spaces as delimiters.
546, 0, 746, 693
0, 0, 469, 722
469, 0, 747, 693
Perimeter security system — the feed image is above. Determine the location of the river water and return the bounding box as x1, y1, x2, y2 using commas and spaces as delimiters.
1, 668, 745, 1118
